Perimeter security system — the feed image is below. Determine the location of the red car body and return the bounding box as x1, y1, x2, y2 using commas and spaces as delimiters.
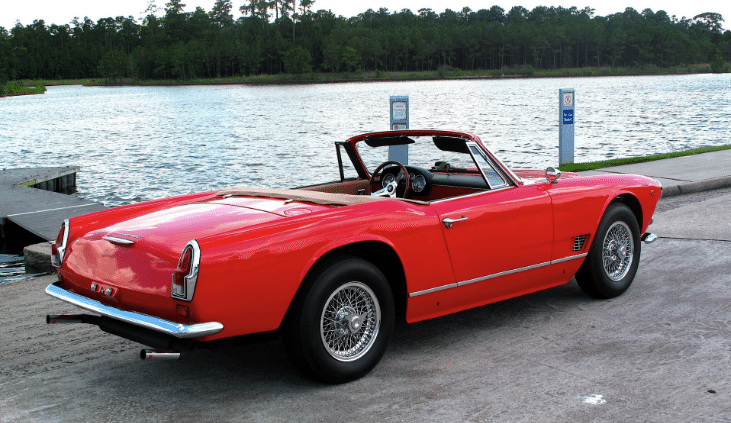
47, 130, 661, 382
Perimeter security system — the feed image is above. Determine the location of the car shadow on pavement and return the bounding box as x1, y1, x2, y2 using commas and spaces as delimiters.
119, 278, 597, 389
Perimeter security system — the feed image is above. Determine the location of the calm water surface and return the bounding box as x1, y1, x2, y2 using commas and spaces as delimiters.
1, 74, 729, 208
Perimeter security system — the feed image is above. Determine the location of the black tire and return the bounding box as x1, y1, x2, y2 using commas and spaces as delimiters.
282, 255, 394, 383
575, 203, 641, 299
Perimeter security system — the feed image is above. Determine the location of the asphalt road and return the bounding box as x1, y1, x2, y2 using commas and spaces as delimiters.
1, 189, 730, 422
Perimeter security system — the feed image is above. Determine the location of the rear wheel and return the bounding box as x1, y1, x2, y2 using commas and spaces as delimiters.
282, 256, 394, 383
575, 203, 641, 299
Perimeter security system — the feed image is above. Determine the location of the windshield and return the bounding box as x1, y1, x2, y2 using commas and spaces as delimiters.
355, 136, 479, 174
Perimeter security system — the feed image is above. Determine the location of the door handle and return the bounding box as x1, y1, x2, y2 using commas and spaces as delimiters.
442, 216, 468, 228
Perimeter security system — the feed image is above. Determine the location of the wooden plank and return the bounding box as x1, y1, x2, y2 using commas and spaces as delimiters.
8, 203, 107, 240
1, 167, 108, 241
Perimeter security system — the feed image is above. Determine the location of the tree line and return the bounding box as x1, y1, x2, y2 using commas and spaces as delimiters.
0, 0, 729, 84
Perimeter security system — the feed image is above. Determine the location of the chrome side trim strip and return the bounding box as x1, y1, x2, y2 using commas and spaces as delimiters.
551, 253, 588, 265
408, 282, 460, 297
102, 236, 135, 245
409, 252, 589, 298
456, 260, 553, 287
45, 283, 224, 338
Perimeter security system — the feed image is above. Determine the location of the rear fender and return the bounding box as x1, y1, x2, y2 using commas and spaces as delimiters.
299, 235, 401, 286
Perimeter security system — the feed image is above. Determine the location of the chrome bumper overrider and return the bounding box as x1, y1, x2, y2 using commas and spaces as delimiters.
45, 283, 223, 338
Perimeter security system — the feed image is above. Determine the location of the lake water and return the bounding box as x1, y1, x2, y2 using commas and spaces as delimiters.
1, 74, 730, 284
1, 74, 729, 208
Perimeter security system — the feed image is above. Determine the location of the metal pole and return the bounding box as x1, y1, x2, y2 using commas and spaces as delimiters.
389, 96, 409, 164
558, 89, 575, 165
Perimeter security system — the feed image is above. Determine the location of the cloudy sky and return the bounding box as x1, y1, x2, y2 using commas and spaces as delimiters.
2, 0, 728, 30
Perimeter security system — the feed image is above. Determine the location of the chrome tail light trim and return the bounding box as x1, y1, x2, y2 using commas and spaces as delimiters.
171, 240, 201, 302
51, 219, 70, 269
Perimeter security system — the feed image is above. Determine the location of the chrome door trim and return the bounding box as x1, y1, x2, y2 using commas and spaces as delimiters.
408, 252, 588, 298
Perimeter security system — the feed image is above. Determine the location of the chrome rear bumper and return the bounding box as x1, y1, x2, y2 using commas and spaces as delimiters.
45, 283, 223, 338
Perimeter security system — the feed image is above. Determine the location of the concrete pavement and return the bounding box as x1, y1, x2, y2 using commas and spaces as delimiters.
4, 149, 731, 422
3, 186, 731, 422
578, 149, 731, 198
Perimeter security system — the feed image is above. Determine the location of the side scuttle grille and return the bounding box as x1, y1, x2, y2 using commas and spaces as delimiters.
573, 234, 589, 252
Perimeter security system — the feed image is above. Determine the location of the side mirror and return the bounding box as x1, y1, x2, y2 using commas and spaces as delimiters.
545, 167, 561, 184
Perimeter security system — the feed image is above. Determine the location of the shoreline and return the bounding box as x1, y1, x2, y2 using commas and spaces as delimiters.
3, 63, 727, 93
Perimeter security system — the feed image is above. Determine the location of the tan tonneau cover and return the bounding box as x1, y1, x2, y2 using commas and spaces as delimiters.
216, 187, 428, 206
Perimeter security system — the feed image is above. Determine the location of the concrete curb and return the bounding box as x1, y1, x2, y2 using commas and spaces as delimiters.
660, 176, 731, 198
23, 242, 55, 273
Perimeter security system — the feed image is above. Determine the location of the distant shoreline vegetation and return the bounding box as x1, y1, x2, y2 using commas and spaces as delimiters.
7, 63, 725, 91
0, 1, 729, 95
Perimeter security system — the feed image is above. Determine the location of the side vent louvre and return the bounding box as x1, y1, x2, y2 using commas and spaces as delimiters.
573, 234, 588, 252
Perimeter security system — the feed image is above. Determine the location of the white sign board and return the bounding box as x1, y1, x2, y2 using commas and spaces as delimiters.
563, 92, 574, 107
392, 102, 407, 120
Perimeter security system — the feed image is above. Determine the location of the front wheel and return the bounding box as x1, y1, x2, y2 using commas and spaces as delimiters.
575, 203, 641, 299
282, 256, 394, 383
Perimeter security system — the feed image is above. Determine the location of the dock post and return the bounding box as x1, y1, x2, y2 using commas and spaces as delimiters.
559, 88, 575, 165
389, 96, 409, 164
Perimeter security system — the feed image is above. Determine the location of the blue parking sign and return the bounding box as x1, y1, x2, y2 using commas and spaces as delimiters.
562, 109, 574, 124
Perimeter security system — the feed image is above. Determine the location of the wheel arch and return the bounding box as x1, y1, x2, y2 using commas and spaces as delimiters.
283, 241, 407, 329
607, 193, 643, 230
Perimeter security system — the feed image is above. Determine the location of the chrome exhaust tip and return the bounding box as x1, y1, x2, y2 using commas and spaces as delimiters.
47, 314, 84, 324
641, 233, 658, 244
140, 349, 181, 360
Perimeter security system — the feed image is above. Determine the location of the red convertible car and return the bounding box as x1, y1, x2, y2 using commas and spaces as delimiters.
46, 129, 660, 383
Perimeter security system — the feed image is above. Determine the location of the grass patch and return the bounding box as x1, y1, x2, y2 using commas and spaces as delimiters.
0, 80, 46, 97
558, 145, 731, 172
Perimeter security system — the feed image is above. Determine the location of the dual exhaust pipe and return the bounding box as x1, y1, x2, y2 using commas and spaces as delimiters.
48, 314, 181, 360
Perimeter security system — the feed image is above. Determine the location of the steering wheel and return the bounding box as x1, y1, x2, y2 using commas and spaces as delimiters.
370, 161, 410, 198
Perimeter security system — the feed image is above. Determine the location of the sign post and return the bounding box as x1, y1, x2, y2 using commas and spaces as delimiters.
389, 96, 409, 164
559, 89, 575, 165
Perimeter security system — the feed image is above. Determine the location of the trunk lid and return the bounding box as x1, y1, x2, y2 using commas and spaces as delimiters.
61, 196, 331, 317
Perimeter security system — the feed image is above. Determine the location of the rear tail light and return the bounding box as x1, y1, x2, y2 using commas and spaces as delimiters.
51, 219, 70, 269
171, 240, 200, 301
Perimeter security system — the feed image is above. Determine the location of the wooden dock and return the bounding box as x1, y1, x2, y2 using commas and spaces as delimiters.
1, 167, 107, 241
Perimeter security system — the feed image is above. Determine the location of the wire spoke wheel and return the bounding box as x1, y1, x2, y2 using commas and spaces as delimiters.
601, 221, 634, 281
283, 256, 394, 383
575, 203, 641, 299
320, 282, 381, 362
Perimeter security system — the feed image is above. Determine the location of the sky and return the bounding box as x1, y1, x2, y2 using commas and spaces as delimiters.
1, 0, 729, 31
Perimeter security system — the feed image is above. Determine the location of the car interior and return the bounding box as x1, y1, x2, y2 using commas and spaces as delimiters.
299, 135, 513, 202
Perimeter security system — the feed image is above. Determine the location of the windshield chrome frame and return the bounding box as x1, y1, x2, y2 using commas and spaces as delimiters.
465, 141, 512, 190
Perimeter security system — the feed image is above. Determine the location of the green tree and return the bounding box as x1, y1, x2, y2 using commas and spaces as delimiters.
283, 45, 312, 73
341, 45, 361, 71
97, 49, 129, 80
210, 0, 233, 28
710, 46, 725, 72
